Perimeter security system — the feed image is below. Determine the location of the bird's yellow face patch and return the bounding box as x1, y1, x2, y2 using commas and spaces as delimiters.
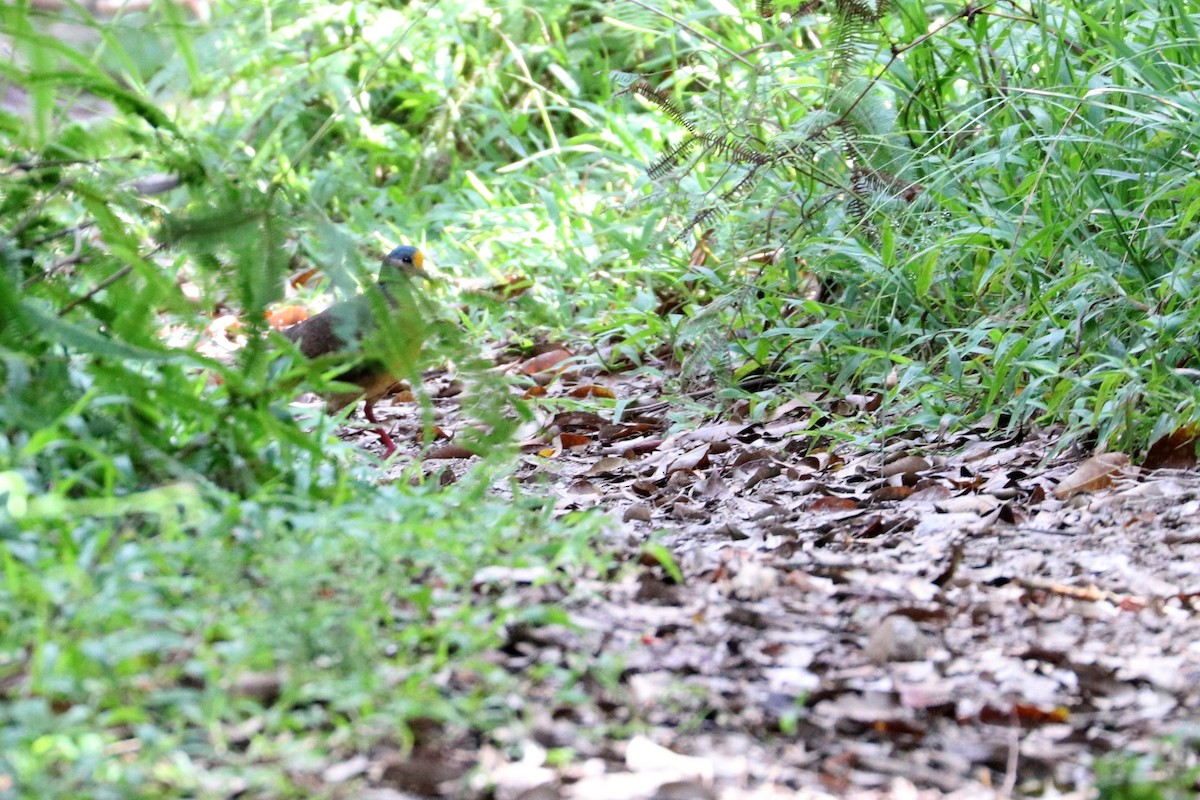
411, 249, 424, 271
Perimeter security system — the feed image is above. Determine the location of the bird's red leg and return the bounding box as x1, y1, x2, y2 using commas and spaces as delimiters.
363, 401, 397, 457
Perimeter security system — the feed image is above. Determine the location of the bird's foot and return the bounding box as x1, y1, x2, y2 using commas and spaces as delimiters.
375, 426, 397, 458
364, 402, 397, 458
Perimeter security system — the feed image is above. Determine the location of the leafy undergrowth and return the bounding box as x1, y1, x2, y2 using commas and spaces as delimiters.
1, 461, 614, 798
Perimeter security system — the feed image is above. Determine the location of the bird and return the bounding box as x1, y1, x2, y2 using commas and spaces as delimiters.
279, 244, 429, 457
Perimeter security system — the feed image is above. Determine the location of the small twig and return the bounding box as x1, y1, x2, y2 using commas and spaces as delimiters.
58, 264, 133, 316
1, 153, 141, 176
57, 243, 166, 317
7, 177, 71, 241
1002, 723, 1020, 796
621, 0, 758, 69
23, 226, 87, 290
29, 221, 96, 248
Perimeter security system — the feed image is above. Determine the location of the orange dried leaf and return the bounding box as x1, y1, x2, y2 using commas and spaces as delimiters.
522, 385, 548, 399
569, 384, 616, 399
559, 432, 591, 448
811, 496, 859, 512
426, 444, 477, 460
873, 485, 914, 502
291, 266, 321, 288
266, 305, 309, 330
1053, 452, 1130, 499
519, 348, 573, 376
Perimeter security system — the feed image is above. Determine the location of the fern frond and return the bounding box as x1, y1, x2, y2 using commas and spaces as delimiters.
677, 287, 755, 390
829, 78, 895, 136
623, 81, 696, 133
648, 135, 700, 181
852, 165, 922, 203
827, 5, 880, 86
690, 205, 727, 231
721, 169, 763, 204
673, 203, 730, 244
697, 132, 771, 166
835, 0, 888, 22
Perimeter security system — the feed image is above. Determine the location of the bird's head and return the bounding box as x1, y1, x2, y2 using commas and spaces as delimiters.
382, 245, 428, 280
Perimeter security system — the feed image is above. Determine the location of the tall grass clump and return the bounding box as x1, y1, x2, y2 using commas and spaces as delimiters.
606, 0, 1200, 449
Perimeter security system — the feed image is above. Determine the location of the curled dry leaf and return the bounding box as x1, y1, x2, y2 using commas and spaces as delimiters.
810, 496, 859, 512
522, 385, 548, 399
586, 456, 631, 476
266, 304, 309, 329
1053, 452, 1130, 499
569, 384, 616, 399
290, 266, 321, 288
426, 444, 478, 460
881, 455, 931, 483
551, 411, 608, 431
666, 444, 711, 475
519, 348, 573, 376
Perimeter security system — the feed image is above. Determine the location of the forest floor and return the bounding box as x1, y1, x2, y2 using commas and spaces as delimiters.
308, 342, 1200, 800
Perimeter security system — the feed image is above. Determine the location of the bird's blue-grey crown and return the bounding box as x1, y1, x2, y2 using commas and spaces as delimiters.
382, 245, 424, 276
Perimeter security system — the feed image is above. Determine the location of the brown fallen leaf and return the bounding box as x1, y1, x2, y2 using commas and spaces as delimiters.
551, 411, 608, 431
426, 444, 478, 460
522, 385, 548, 399
666, 444, 711, 474
881, 455, 931, 483
1143, 425, 1199, 470
810, 495, 859, 512
1053, 452, 1130, 499
265, 304, 309, 329
586, 456, 631, 476
569, 384, 616, 399
519, 348, 573, 376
